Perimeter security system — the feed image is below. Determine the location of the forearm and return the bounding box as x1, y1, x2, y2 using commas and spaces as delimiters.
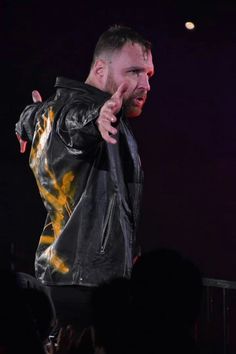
15, 102, 43, 153
56, 104, 103, 151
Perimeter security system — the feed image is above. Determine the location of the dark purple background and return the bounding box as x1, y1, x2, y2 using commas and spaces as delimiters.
1, 0, 236, 280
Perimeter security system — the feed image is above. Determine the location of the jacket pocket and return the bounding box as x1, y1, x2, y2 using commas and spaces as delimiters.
100, 193, 117, 254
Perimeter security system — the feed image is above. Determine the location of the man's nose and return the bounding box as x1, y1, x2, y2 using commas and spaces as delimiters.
139, 74, 150, 91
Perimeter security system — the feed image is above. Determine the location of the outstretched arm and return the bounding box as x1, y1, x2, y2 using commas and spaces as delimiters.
15, 89, 43, 153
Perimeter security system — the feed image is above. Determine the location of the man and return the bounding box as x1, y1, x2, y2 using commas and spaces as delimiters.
15, 25, 154, 331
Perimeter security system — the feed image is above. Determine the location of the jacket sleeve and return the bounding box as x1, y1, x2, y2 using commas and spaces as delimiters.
15, 102, 43, 153
15, 103, 42, 142
55, 101, 104, 151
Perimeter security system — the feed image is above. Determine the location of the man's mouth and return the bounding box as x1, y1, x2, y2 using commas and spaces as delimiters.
133, 95, 146, 107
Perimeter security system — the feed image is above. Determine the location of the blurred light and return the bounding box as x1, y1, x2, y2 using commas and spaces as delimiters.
185, 21, 195, 30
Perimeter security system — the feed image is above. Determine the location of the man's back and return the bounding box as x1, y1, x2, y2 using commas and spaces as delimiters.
16, 76, 143, 287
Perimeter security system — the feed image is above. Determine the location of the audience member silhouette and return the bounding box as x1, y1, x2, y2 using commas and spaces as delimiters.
16, 272, 56, 345
0, 269, 47, 354
130, 248, 203, 354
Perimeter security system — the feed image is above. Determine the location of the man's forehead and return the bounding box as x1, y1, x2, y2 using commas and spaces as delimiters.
115, 42, 153, 64
122, 42, 150, 54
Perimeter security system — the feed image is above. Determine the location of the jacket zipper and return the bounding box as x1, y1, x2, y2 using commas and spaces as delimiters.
100, 194, 116, 253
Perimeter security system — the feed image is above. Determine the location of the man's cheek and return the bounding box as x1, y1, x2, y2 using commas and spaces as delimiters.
123, 86, 135, 101
124, 78, 137, 94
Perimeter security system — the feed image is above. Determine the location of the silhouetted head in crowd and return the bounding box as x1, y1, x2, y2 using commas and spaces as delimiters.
0, 269, 46, 354
129, 248, 203, 354
16, 272, 56, 342
131, 248, 203, 330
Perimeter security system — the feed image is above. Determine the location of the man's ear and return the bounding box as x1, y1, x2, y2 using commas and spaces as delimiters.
86, 59, 108, 90
94, 59, 107, 79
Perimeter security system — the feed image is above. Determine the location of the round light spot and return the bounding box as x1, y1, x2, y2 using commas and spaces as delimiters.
185, 21, 195, 30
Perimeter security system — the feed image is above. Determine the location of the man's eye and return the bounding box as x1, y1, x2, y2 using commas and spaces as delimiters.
130, 70, 140, 75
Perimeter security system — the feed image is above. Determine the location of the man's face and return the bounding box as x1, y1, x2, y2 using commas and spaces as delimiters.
104, 42, 154, 118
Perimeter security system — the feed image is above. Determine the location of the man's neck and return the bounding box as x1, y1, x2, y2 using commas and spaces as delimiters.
85, 75, 104, 92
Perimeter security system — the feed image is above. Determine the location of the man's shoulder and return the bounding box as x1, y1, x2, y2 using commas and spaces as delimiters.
54, 76, 83, 90
54, 76, 110, 104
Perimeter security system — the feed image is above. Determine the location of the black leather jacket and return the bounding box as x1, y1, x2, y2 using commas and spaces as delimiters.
15, 77, 143, 287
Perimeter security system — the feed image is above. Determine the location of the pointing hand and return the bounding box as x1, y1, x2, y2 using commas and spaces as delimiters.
96, 82, 128, 144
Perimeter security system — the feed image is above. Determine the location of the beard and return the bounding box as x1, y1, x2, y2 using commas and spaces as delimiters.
104, 71, 118, 95
123, 98, 143, 118
104, 72, 146, 118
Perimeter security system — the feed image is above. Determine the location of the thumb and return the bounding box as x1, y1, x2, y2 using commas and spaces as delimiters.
32, 90, 42, 103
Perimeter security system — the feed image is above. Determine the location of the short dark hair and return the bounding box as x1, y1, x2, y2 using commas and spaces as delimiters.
91, 24, 152, 65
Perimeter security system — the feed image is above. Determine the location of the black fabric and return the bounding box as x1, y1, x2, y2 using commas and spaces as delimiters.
15, 77, 143, 287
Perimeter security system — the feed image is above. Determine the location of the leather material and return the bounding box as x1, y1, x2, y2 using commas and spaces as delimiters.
15, 77, 143, 286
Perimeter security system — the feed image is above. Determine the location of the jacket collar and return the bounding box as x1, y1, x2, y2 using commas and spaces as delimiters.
55, 76, 110, 99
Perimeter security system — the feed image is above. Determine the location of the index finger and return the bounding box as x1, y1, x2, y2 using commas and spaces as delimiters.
112, 82, 128, 100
